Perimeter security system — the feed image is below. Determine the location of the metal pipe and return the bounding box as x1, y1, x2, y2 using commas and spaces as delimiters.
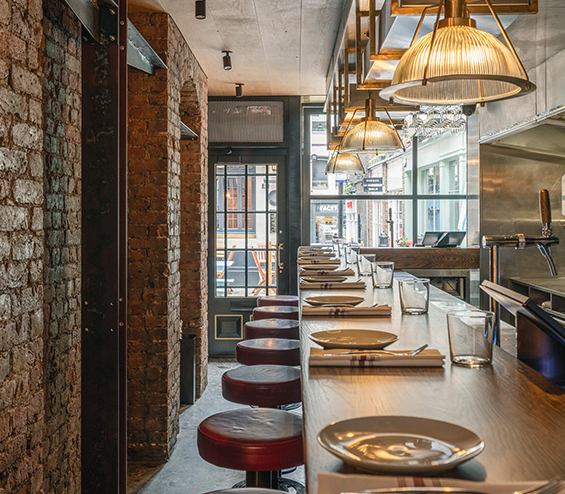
489, 245, 501, 345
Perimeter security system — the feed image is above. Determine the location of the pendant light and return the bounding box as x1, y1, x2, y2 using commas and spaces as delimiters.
325, 152, 365, 175
379, 0, 535, 106
341, 92, 405, 155
325, 111, 365, 175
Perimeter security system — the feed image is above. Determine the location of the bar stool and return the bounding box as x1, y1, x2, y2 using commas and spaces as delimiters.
222, 365, 301, 407
236, 338, 300, 366
253, 305, 299, 321
204, 489, 286, 494
198, 408, 304, 493
257, 295, 299, 307
245, 319, 299, 340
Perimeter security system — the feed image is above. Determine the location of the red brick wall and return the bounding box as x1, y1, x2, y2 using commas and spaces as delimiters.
0, 0, 45, 488
128, 12, 208, 461
0, 0, 81, 490
41, 0, 82, 491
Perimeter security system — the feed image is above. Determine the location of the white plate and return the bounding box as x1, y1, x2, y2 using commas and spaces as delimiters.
304, 296, 364, 307
318, 416, 484, 474
309, 329, 398, 349
301, 265, 339, 271
298, 247, 333, 252
302, 276, 347, 283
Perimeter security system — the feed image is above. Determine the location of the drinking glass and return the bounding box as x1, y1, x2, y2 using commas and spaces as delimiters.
398, 278, 429, 315
345, 246, 358, 265
357, 255, 374, 277
372, 261, 394, 288
447, 310, 495, 367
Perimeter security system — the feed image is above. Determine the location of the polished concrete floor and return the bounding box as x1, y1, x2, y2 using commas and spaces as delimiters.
128, 360, 305, 494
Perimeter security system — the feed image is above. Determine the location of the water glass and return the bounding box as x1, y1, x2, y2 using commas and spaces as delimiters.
372, 261, 394, 288
357, 255, 374, 277
345, 246, 358, 265
447, 310, 495, 367
398, 278, 429, 315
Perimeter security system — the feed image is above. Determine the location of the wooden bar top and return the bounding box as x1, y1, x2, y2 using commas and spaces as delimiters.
299, 273, 565, 494
358, 247, 480, 270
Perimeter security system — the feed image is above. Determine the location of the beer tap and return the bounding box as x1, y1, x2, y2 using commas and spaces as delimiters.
482, 189, 560, 344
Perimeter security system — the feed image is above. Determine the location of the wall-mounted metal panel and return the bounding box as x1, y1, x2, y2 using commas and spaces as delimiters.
127, 20, 167, 74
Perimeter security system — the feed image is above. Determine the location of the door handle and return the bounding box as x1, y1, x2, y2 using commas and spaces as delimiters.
278, 243, 284, 271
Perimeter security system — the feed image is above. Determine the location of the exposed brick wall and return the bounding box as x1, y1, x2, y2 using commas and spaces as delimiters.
0, 0, 81, 489
41, 0, 81, 491
175, 33, 208, 400
127, 11, 208, 461
0, 0, 45, 488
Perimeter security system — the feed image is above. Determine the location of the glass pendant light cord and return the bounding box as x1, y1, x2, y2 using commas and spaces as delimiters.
467, 0, 530, 82
422, 0, 445, 85
329, 109, 358, 161
410, 5, 439, 47
383, 108, 406, 152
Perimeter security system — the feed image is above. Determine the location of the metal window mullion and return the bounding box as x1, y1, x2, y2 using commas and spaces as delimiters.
222, 168, 228, 297
244, 167, 249, 297
265, 168, 270, 294
412, 136, 418, 244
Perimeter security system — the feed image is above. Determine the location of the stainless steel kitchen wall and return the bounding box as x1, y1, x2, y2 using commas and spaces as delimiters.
475, 1, 565, 313
479, 143, 565, 309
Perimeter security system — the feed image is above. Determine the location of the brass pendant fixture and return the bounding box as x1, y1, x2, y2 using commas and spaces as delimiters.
379, 0, 535, 106
325, 152, 365, 175
341, 93, 405, 155
325, 110, 365, 175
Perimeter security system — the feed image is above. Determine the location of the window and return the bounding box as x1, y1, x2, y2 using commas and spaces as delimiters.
304, 108, 472, 247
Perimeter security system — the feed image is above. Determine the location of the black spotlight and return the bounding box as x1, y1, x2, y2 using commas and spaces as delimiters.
195, 0, 205, 19
223, 51, 232, 70
235, 83, 244, 98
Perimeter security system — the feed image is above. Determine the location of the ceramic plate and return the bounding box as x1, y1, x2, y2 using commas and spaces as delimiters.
302, 276, 347, 283
301, 265, 339, 271
304, 296, 364, 307
309, 329, 398, 349
299, 248, 333, 252
318, 416, 484, 474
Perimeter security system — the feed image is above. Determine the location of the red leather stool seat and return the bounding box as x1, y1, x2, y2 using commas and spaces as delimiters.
198, 408, 304, 472
222, 365, 301, 407
245, 319, 299, 340
257, 295, 299, 307
237, 338, 300, 366
253, 305, 299, 321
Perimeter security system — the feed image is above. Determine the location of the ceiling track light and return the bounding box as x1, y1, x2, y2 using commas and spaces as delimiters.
379, 0, 535, 106
235, 83, 244, 98
195, 0, 205, 20
341, 93, 405, 155
223, 51, 232, 70
325, 111, 365, 175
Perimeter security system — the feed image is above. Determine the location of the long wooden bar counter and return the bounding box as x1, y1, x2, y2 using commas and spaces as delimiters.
299, 272, 565, 494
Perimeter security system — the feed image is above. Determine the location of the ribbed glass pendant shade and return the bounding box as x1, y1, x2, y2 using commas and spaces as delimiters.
380, 24, 535, 105
325, 152, 365, 174
341, 119, 403, 154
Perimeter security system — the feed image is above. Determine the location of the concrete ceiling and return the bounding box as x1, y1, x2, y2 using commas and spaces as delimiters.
129, 0, 348, 97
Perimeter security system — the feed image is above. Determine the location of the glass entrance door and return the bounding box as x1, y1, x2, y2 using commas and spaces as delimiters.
208, 156, 287, 356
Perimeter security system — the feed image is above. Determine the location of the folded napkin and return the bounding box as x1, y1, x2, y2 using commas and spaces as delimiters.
300, 281, 366, 290
298, 258, 341, 265
302, 305, 391, 317
318, 473, 551, 494
309, 348, 444, 367
300, 268, 355, 276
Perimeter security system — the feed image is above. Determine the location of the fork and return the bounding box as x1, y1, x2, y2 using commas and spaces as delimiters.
323, 343, 429, 357
306, 302, 381, 308
341, 477, 564, 494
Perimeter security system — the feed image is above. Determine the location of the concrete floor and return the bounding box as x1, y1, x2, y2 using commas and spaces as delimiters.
128, 360, 305, 494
